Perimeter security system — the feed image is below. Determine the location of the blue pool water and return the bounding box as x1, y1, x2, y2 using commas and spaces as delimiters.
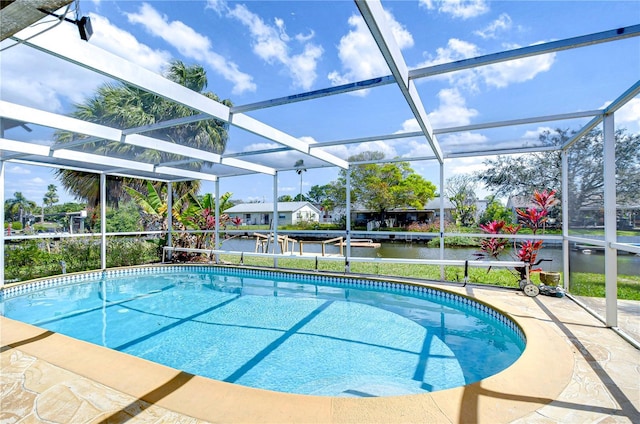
1, 266, 525, 397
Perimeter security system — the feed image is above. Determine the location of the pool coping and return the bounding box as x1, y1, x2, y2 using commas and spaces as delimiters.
0, 265, 575, 423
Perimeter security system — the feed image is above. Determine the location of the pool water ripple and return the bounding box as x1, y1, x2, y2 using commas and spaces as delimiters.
1, 266, 525, 397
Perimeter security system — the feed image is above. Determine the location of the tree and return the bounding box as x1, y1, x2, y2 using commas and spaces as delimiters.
190, 191, 234, 213
278, 195, 294, 202
294, 159, 307, 201
478, 195, 512, 225
307, 184, 331, 204
5, 192, 36, 225
445, 174, 478, 227
329, 152, 437, 224
54, 60, 233, 207
43, 184, 59, 208
476, 128, 640, 221
218, 192, 235, 213
307, 184, 337, 218
123, 181, 186, 231
105, 201, 144, 232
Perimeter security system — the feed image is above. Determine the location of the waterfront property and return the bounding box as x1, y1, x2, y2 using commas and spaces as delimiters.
1, 1, 639, 422
226, 202, 321, 226
2, 268, 637, 423
1, 266, 526, 396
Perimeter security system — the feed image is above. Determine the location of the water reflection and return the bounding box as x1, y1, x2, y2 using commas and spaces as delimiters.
221, 238, 639, 276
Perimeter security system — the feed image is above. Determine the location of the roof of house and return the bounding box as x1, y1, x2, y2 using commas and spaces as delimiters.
506, 195, 534, 209
225, 202, 320, 214
423, 198, 455, 210
351, 198, 455, 212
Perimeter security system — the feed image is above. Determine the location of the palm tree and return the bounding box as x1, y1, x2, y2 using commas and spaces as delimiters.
5, 192, 36, 226
294, 159, 306, 201
43, 184, 59, 208
54, 60, 233, 207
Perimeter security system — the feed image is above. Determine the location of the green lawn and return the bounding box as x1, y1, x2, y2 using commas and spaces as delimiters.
6, 237, 637, 301
569, 272, 640, 300
218, 254, 640, 300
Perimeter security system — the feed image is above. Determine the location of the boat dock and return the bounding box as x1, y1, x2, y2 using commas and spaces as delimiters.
336, 239, 381, 248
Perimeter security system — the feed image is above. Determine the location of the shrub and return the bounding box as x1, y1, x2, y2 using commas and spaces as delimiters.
4, 237, 162, 282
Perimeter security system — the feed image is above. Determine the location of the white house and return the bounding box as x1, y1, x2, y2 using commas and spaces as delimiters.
225, 202, 321, 226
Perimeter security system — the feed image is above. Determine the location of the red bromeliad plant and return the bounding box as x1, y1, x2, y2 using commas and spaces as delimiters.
478, 221, 521, 259
477, 189, 558, 281
231, 216, 242, 228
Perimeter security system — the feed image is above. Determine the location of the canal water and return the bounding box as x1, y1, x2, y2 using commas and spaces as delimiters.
219, 237, 639, 276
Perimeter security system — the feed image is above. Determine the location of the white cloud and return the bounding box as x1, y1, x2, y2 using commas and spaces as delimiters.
427, 88, 479, 128
390, 120, 441, 158
242, 142, 280, 152
127, 4, 211, 60
479, 45, 555, 88
91, 14, 170, 73
1, 22, 110, 112
347, 140, 398, 159
474, 13, 512, 39
439, 131, 488, 147
445, 156, 488, 175
328, 10, 413, 93
322, 140, 398, 161
404, 139, 440, 158
422, 38, 481, 67
4, 165, 59, 204
205, 0, 227, 15
393, 90, 480, 156
602, 98, 640, 132
420, 0, 489, 20
417, 39, 555, 91
6, 165, 32, 175
416, 38, 481, 91
239, 142, 317, 169
225, 3, 322, 90
522, 127, 554, 142
396, 119, 422, 133
126, 3, 255, 94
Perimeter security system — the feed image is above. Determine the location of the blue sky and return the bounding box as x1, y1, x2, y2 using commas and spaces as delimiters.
1, 0, 639, 205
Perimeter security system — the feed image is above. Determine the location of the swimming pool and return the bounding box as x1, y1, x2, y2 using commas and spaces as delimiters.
1, 265, 525, 397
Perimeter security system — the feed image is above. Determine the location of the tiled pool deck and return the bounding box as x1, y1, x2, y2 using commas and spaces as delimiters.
1, 278, 638, 423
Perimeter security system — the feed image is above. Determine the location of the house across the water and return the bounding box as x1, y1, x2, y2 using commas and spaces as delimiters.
225, 202, 321, 226
350, 198, 461, 229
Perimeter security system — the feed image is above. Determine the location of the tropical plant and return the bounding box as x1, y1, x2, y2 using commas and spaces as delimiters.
476, 189, 558, 281
54, 60, 233, 207
218, 191, 235, 213
5, 192, 37, 225
123, 181, 188, 231
43, 184, 59, 208
182, 192, 231, 249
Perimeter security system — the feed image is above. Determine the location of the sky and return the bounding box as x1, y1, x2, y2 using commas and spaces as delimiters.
1, 0, 639, 206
